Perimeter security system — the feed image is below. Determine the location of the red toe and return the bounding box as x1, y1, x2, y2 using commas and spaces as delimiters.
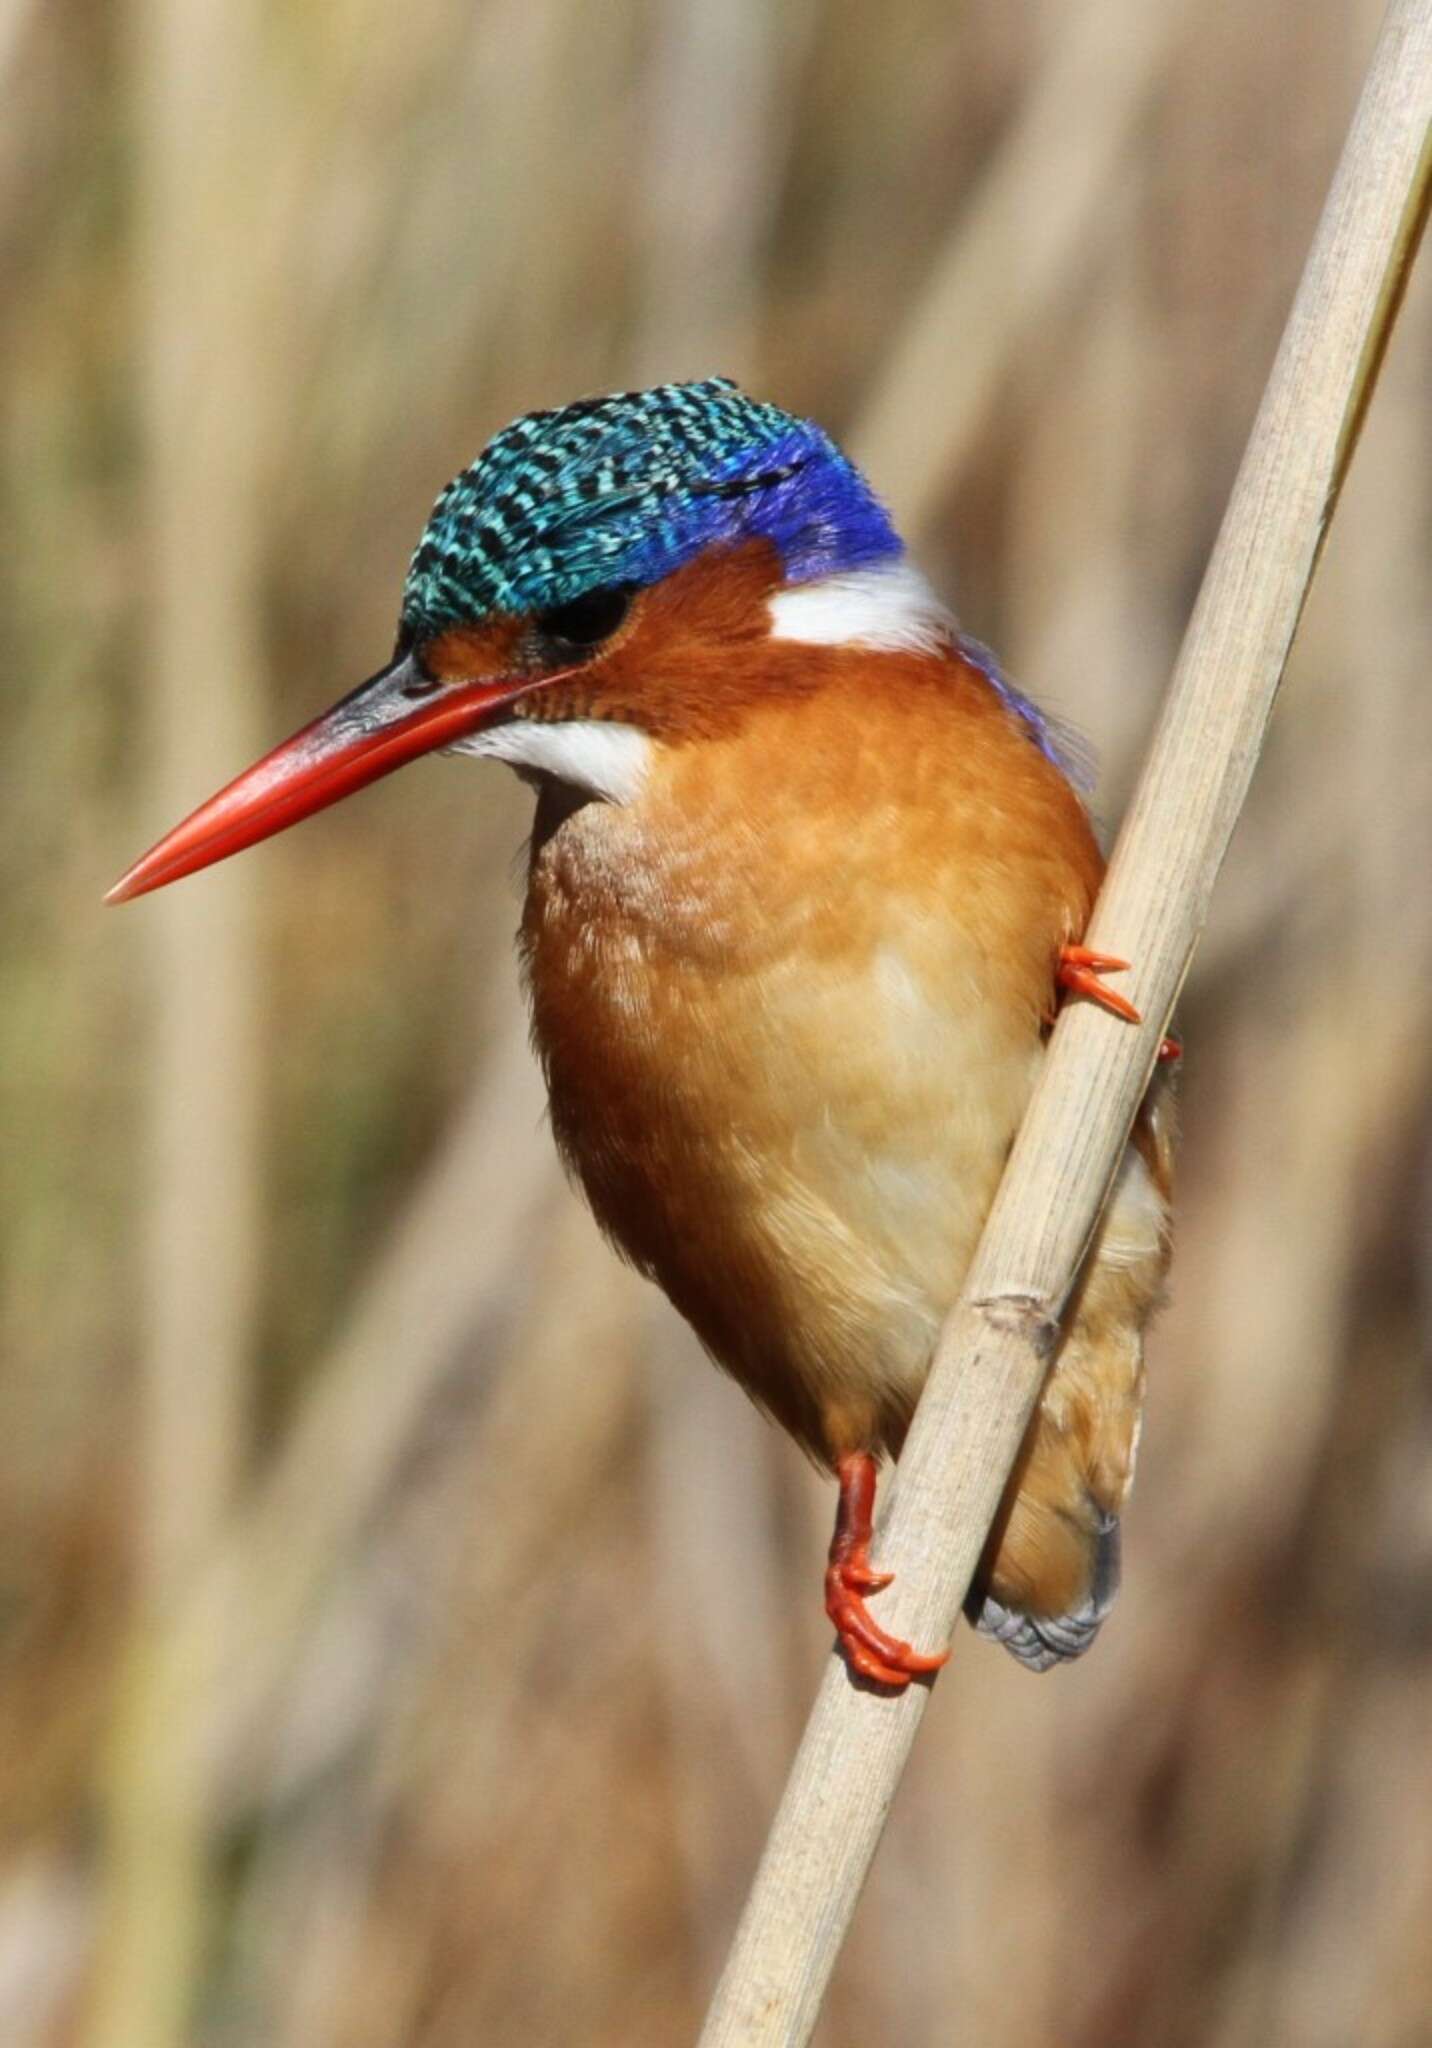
826, 1453, 949, 1689
1057, 943, 1142, 1025
825, 1566, 948, 1686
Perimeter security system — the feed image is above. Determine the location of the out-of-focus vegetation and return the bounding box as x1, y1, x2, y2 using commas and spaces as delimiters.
2, 1, 1429, 2042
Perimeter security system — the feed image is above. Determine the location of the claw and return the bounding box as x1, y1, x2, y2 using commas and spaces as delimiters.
835, 1628, 918, 1688
843, 1559, 893, 1594
826, 1454, 948, 1689
1057, 943, 1142, 1026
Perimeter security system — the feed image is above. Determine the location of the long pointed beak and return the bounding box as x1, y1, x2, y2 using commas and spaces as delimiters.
106, 653, 546, 904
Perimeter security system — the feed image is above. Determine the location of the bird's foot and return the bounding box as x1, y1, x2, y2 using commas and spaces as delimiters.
1057, 943, 1182, 1061
826, 1453, 948, 1689
826, 1558, 944, 1687
1056, 943, 1141, 1025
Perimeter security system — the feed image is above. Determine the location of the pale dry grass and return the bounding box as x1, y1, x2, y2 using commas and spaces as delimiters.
0, 2, 1428, 2044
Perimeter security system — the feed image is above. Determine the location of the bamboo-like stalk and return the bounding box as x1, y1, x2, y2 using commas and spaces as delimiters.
87, 1, 269, 2042
700, 6, 1432, 2042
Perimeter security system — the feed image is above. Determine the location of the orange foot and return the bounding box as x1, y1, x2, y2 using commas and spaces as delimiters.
825, 1453, 948, 1688
1057, 943, 1141, 1025
1057, 944, 1183, 1062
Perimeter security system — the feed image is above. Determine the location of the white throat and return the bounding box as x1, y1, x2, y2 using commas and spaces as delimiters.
766, 558, 955, 655
450, 718, 653, 805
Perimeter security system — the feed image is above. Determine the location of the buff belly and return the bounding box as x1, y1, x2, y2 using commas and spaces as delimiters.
522, 742, 1172, 1652
527, 792, 1044, 1456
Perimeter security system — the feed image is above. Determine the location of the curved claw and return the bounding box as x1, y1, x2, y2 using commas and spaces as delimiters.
826, 1453, 949, 1690
826, 1558, 949, 1688
841, 1557, 893, 1594
1057, 943, 1142, 1026
830, 1604, 924, 1687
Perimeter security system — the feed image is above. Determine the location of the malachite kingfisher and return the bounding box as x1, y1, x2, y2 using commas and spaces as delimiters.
110, 379, 1175, 1686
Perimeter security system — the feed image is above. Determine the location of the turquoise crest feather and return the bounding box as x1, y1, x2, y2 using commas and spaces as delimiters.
400, 377, 901, 635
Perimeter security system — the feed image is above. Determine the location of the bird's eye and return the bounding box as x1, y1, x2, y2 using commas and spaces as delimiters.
533, 584, 634, 656
399, 645, 443, 698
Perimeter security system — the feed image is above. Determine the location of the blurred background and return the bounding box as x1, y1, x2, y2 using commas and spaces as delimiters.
3, 0, 1430, 2042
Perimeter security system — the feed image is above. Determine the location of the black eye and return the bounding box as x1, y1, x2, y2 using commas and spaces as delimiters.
399, 646, 442, 699
533, 583, 633, 654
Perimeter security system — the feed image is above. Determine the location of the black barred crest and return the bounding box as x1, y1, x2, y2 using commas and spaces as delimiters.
400, 377, 900, 636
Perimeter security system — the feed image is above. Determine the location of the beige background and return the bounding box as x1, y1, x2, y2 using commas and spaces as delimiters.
3, 1, 1430, 2042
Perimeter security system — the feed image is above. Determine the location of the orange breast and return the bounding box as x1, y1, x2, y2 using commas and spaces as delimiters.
521, 649, 1104, 1465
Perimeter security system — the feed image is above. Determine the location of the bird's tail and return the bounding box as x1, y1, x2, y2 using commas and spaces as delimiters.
966, 1510, 1122, 1672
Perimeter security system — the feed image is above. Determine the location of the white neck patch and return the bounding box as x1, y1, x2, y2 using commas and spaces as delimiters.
451, 718, 652, 805
766, 558, 955, 656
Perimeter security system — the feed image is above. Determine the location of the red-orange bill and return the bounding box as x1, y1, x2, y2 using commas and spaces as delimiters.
106, 655, 541, 904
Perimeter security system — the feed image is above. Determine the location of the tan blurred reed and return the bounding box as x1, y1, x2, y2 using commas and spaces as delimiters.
0, 2, 1428, 2045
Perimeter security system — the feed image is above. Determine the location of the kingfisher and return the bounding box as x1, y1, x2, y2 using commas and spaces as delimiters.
110, 378, 1174, 1685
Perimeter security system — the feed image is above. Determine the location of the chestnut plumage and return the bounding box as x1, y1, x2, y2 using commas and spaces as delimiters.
109, 380, 1175, 1683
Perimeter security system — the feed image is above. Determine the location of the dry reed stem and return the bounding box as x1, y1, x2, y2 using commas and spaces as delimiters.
232, 1194, 644, 2046
850, 0, 1198, 529
700, 5, 1432, 2041
81, 1005, 560, 2030
151, 999, 555, 1800
87, 1, 269, 2041
0, 0, 37, 85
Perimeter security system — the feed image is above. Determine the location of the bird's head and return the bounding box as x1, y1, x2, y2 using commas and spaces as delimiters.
108, 377, 944, 902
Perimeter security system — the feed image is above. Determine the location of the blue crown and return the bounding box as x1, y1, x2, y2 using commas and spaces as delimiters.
400, 378, 901, 636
